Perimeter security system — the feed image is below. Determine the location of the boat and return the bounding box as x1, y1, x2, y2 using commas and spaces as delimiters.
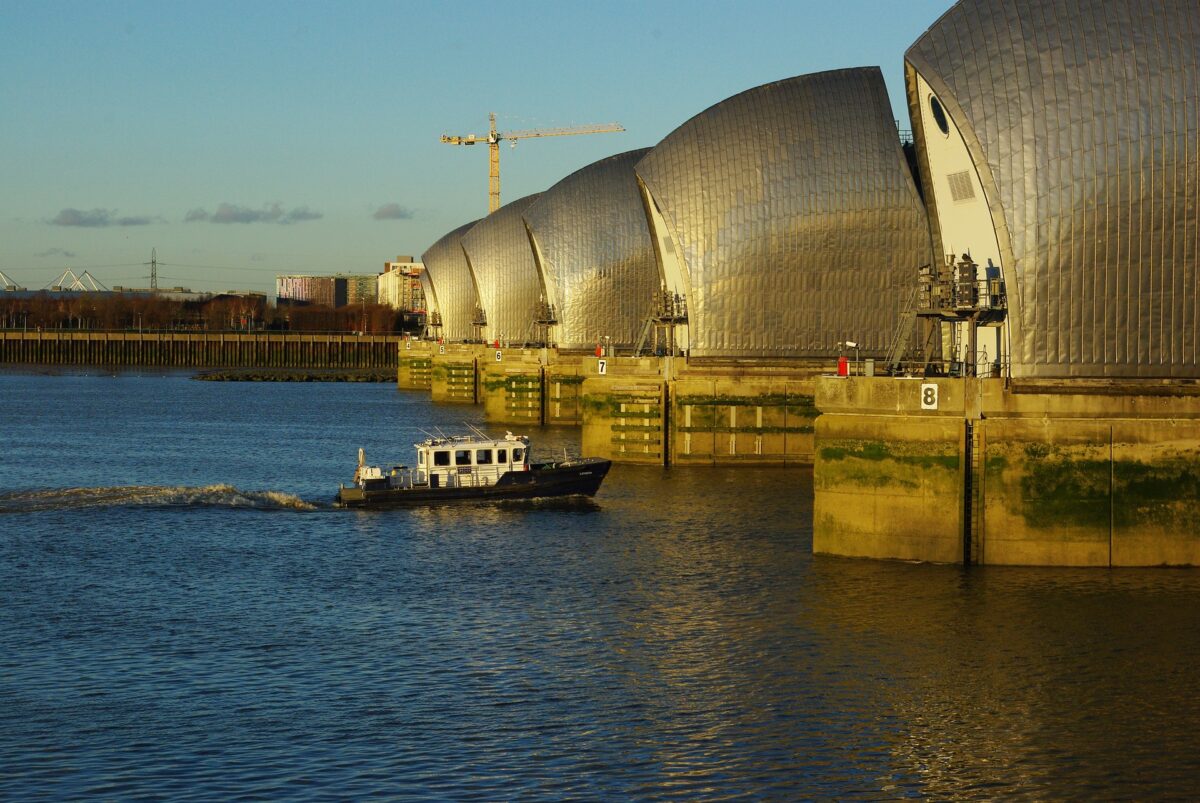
335, 430, 611, 508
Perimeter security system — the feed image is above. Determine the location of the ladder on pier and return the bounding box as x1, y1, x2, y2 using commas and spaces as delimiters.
883, 284, 921, 374
963, 420, 985, 565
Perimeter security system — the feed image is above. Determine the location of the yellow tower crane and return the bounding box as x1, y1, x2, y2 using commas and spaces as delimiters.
441, 113, 624, 213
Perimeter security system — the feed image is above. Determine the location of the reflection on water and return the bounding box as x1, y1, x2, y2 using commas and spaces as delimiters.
0, 373, 1198, 798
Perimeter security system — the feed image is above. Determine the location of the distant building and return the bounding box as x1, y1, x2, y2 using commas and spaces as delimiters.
275, 274, 379, 308
345, 274, 378, 306
111, 286, 210, 303
377, 257, 425, 312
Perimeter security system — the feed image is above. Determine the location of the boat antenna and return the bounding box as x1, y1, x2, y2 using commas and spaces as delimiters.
466, 423, 488, 438
417, 428, 437, 440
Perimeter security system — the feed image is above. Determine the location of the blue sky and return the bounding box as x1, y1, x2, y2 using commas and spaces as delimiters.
1, 0, 952, 295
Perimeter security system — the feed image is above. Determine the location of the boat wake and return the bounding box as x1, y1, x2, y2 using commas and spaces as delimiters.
0, 484, 318, 513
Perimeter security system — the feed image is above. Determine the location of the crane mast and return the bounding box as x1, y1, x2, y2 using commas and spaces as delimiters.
441, 112, 623, 213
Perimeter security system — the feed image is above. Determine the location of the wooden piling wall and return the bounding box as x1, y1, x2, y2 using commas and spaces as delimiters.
0, 331, 402, 369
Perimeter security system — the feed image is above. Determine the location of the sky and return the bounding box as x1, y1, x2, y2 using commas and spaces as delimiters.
0, 0, 953, 296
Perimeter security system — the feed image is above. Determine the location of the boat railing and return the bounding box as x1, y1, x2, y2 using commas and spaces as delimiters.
438, 469, 497, 489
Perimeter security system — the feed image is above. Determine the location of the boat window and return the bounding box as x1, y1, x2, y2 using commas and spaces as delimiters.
513, 448, 524, 463
476, 449, 493, 465
497, 448, 507, 464
418, 451, 425, 466
455, 449, 472, 466
433, 451, 451, 467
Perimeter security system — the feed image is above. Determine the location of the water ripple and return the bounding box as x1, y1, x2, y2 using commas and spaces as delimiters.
0, 484, 317, 512
2, 375, 1200, 799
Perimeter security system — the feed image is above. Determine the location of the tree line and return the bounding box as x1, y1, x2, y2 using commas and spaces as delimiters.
0, 293, 423, 334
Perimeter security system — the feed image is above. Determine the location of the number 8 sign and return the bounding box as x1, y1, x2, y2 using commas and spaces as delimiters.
920, 383, 938, 410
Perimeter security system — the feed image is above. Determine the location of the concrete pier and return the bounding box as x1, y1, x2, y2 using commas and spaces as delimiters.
813, 376, 1200, 567
580, 358, 668, 465
430, 344, 482, 404
543, 357, 586, 426
481, 349, 544, 424
477, 350, 588, 426
579, 357, 826, 466
397, 339, 434, 390
670, 364, 821, 465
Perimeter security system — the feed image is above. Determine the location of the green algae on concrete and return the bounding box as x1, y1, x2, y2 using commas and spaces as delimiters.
672, 378, 817, 465
430, 351, 479, 404
580, 374, 667, 464
397, 340, 434, 390
1110, 423, 1200, 566
977, 418, 1113, 566
815, 376, 1200, 566
813, 412, 965, 563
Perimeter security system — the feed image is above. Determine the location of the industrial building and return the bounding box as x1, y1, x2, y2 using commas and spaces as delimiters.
906, 0, 1199, 379
421, 220, 483, 342
276, 275, 346, 307
460, 194, 544, 346
634, 68, 932, 361
275, 274, 378, 308
522, 149, 659, 353
377, 256, 425, 312
345, 275, 378, 306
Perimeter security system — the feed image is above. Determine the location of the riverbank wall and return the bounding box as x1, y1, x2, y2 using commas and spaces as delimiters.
813, 376, 1200, 567
0, 330, 401, 369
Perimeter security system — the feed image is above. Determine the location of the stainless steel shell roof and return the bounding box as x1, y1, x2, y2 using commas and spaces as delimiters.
417, 270, 437, 326
522, 149, 658, 351
461, 194, 544, 345
634, 68, 932, 359
907, 0, 1200, 378
420, 219, 481, 342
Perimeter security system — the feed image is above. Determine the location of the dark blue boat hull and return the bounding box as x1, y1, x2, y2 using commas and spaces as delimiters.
335, 458, 612, 509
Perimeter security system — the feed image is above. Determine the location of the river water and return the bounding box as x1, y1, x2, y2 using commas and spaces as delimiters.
2, 371, 1199, 799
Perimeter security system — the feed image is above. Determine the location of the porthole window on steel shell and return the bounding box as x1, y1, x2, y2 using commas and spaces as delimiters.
929, 95, 950, 136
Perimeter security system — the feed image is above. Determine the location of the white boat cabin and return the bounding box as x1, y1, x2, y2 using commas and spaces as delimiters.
354, 432, 531, 491
415, 432, 529, 488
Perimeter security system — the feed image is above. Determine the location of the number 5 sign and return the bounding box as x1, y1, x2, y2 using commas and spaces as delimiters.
920, 383, 939, 410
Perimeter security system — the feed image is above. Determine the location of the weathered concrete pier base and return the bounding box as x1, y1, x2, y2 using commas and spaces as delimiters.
581, 357, 669, 464
430, 344, 483, 404
481, 349, 544, 425
542, 357, 586, 426
579, 357, 825, 465
670, 363, 820, 465
813, 376, 1200, 567
397, 339, 434, 390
